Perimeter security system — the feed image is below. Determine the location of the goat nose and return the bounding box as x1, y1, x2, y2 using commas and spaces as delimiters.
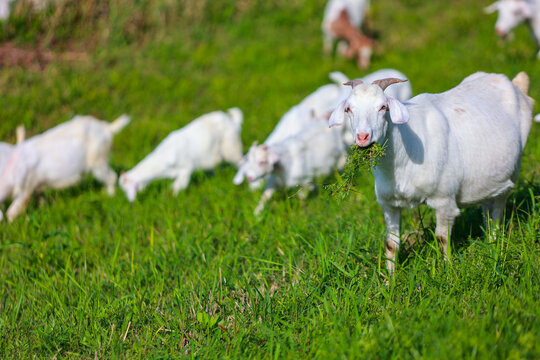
495, 27, 505, 36
356, 132, 370, 146
357, 133, 370, 142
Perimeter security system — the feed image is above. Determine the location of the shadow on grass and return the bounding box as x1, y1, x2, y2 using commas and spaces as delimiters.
126, 163, 241, 203
397, 178, 540, 264
17, 163, 240, 212
505, 177, 539, 220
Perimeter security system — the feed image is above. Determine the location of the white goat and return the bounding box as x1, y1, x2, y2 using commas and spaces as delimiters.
0, 125, 25, 171
233, 82, 342, 188
119, 108, 243, 202
485, 0, 540, 58
245, 123, 347, 215
322, 0, 373, 68
0, 114, 130, 222
329, 72, 533, 275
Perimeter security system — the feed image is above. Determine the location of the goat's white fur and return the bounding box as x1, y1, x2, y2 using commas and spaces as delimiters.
119, 108, 243, 202
247, 123, 347, 215
233, 81, 342, 189
329, 71, 533, 275
0, 115, 130, 222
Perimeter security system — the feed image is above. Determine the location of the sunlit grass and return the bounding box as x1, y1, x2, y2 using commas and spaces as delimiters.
0, 0, 538, 358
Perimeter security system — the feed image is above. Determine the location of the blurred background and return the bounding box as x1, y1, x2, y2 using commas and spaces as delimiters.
0, 0, 538, 167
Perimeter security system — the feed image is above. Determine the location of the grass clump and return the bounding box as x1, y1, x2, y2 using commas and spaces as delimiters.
326, 141, 387, 199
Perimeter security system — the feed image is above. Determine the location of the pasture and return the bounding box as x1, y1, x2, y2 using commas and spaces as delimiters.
0, 0, 539, 358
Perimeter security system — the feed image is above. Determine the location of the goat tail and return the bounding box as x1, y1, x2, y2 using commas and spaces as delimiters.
108, 114, 131, 134
227, 107, 243, 130
329, 71, 349, 86
512, 71, 529, 95
15, 125, 25, 144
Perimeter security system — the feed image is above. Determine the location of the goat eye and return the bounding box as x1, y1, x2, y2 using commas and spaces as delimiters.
379, 105, 387, 112
344, 106, 351, 113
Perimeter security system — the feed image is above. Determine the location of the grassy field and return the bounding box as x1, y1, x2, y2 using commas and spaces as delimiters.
0, 0, 539, 358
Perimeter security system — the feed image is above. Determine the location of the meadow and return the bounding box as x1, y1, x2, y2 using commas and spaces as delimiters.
0, 0, 539, 358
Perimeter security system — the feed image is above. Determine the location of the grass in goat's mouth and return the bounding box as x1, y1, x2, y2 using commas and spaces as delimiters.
326, 140, 387, 199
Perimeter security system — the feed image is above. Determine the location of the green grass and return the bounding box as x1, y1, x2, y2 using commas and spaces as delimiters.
0, 0, 539, 358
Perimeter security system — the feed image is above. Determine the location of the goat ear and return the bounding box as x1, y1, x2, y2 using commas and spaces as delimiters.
15, 125, 25, 144
386, 96, 409, 124
267, 151, 280, 165
328, 101, 347, 127
119, 172, 128, 184
519, 1, 533, 17
233, 170, 244, 185
484, 1, 499, 14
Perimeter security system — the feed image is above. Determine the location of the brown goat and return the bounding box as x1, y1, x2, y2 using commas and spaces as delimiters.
329, 9, 375, 69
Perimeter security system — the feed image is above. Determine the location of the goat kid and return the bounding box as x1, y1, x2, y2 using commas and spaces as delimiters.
0, 115, 130, 222
119, 108, 243, 202
234, 81, 342, 189
246, 123, 347, 215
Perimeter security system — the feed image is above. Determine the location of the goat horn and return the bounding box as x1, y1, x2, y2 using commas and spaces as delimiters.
372, 78, 408, 91
344, 79, 364, 88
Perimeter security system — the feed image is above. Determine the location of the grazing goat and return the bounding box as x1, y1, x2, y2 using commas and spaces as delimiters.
244, 123, 346, 215
233, 81, 342, 189
0, 115, 130, 222
322, 0, 374, 68
485, 0, 540, 58
119, 108, 243, 202
0, 125, 25, 171
329, 72, 533, 275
